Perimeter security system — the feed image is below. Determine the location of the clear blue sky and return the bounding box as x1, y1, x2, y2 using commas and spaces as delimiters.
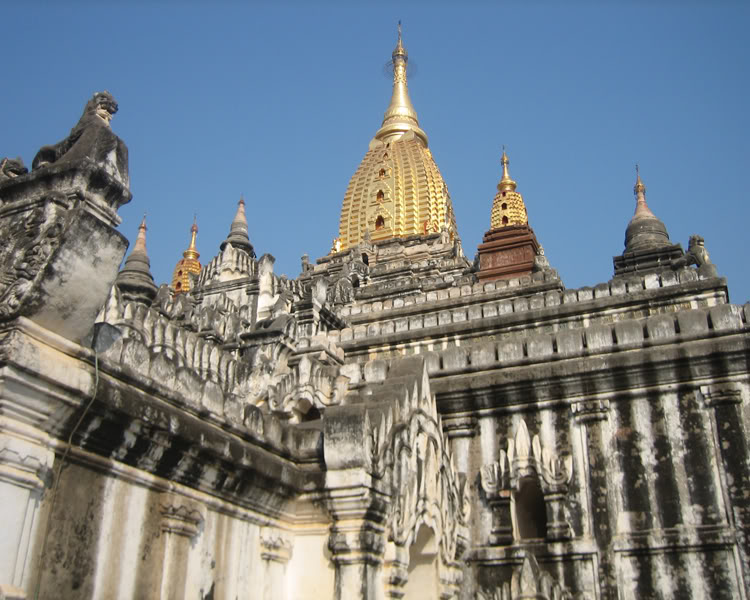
3, 2, 749, 302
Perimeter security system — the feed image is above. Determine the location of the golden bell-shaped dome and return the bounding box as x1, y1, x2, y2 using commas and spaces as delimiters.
171, 218, 201, 294
338, 25, 458, 251
489, 149, 528, 230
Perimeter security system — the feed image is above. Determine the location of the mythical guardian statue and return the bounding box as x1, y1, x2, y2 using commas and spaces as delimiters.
672, 234, 718, 277
0, 157, 28, 183
32, 91, 129, 189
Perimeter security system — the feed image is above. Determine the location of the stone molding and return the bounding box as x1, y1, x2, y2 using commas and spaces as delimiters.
260, 527, 293, 564
158, 493, 205, 539
442, 415, 478, 439
571, 399, 610, 423
701, 382, 744, 408
0, 419, 53, 492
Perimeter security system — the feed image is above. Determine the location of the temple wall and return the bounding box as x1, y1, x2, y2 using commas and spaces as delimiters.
29, 455, 278, 600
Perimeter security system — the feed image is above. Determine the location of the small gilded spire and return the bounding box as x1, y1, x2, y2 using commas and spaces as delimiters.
632, 164, 656, 219
375, 23, 428, 145
184, 216, 200, 260
490, 148, 528, 230
171, 218, 202, 294
498, 147, 518, 193
221, 194, 255, 256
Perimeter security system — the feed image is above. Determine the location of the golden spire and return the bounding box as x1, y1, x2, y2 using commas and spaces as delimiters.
490, 147, 528, 230
632, 164, 656, 219
375, 22, 428, 145
337, 27, 459, 251
184, 215, 200, 260
171, 217, 202, 294
498, 147, 518, 193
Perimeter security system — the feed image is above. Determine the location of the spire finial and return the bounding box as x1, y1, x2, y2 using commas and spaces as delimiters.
498, 146, 517, 193
632, 163, 655, 219
375, 23, 428, 145
634, 163, 646, 196
185, 217, 199, 259
132, 214, 148, 255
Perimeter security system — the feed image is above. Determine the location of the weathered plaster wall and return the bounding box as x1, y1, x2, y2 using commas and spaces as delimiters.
32, 457, 272, 600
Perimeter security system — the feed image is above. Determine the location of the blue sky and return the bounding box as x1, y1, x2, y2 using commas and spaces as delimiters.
3, 2, 749, 303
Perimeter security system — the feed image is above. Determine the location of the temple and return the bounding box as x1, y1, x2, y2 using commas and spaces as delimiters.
0, 29, 747, 600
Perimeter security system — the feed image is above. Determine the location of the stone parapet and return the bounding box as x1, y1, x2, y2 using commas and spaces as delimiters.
333, 276, 729, 360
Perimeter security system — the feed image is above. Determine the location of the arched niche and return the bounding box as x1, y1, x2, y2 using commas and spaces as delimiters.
403, 524, 439, 600
513, 476, 547, 540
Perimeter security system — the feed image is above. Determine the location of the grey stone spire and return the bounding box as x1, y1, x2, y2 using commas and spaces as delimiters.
613, 166, 684, 276
220, 195, 255, 257
623, 165, 671, 252
116, 215, 158, 304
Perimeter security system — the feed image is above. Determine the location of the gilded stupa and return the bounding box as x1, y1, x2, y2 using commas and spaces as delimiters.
489, 148, 528, 229
337, 24, 458, 251
477, 149, 541, 281
171, 217, 201, 293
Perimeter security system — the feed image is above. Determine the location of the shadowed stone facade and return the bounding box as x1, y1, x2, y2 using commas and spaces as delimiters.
0, 39, 749, 600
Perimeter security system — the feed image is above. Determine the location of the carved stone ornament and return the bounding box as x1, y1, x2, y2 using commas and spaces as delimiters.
476, 553, 572, 600
366, 360, 470, 597
0, 193, 70, 320
480, 418, 573, 543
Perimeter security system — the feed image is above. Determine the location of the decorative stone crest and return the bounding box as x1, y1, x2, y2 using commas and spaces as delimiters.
476, 553, 571, 600
480, 419, 573, 543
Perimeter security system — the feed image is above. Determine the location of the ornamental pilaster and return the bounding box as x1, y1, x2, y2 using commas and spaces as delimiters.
157, 493, 205, 600
0, 417, 53, 599
260, 526, 292, 600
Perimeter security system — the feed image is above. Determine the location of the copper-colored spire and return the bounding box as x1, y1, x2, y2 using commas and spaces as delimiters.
132, 214, 148, 255
375, 22, 428, 145
632, 164, 656, 219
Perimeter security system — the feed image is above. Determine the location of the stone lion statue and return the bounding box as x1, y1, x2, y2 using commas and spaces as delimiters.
0, 157, 28, 183
672, 234, 717, 277
32, 91, 129, 188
